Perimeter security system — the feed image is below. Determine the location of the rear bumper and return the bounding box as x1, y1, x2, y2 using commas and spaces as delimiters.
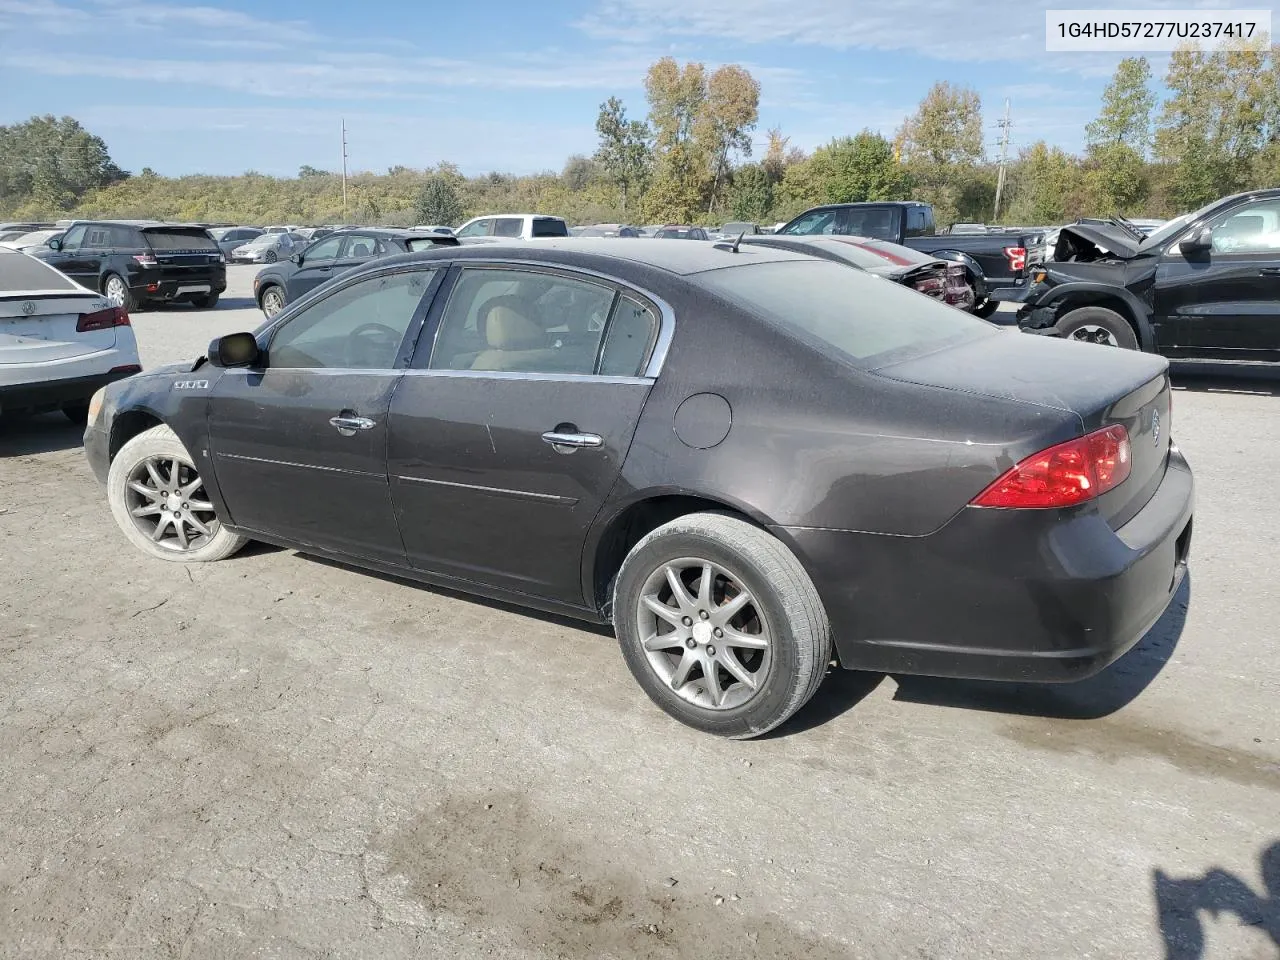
778, 447, 1194, 682
131, 272, 227, 302
0, 366, 139, 416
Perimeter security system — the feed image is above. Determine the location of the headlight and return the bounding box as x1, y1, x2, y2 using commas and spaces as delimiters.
87, 387, 106, 425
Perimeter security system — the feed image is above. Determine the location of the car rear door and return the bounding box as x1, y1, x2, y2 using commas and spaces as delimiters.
207, 266, 444, 565
387, 263, 664, 606
1157, 198, 1280, 355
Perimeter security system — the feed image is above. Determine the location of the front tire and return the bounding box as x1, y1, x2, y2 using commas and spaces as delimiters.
264, 250, 278, 263
613, 512, 832, 739
972, 298, 1000, 319
107, 424, 248, 563
260, 285, 286, 318
1057, 306, 1138, 349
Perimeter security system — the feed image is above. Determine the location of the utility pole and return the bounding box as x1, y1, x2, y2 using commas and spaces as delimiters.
993, 99, 1011, 223
340, 118, 349, 221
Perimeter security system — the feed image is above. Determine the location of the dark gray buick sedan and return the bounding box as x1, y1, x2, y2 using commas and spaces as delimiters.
83, 238, 1193, 737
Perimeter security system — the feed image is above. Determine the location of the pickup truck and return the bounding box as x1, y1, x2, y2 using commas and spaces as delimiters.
776, 201, 1044, 316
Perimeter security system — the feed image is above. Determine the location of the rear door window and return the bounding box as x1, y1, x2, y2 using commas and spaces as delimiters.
340, 235, 379, 260
492, 218, 524, 238
905, 207, 929, 238
83, 225, 112, 250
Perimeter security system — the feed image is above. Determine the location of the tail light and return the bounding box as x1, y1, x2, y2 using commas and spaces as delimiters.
971, 424, 1131, 509
133, 253, 157, 266
76, 305, 131, 332
1004, 246, 1027, 272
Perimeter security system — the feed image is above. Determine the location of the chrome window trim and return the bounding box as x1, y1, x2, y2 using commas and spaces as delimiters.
424, 259, 674, 379
400, 369, 651, 386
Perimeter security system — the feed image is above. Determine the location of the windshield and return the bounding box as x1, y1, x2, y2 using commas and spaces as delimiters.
696, 259, 993, 368
1140, 205, 1215, 249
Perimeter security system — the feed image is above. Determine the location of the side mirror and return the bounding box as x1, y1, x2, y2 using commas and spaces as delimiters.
1182, 227, 1213, 255
47, 237, 62, 251
292, 254, 303, 265
206, 332, 261, 368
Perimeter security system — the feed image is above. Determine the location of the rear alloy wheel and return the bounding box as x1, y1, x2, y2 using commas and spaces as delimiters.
614, 512, 831, 738
103, 273, 134, 311
260, 285, 286, 318
1057, 306, 1138, 350
107, 424, 247, 563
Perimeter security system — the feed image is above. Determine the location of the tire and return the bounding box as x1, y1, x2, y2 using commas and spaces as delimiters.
63, 403, 90, 425
1057, 305, 1138, 350
972, 298, 1000, 319
192, 294, 219, 309
613, 512, 832, 739
264, 250, 278, 264
107, 424, 248, 563
259, 285, 286, 319
102, 273, 134, 312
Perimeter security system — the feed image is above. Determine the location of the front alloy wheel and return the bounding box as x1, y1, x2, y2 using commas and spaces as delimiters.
107, 424, 248, 563
261, 286, 286, 318
1069, 324, 1120, 347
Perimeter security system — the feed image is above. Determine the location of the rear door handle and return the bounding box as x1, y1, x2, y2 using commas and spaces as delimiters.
1260, 267, 1280, 276
541, 430, 602, 452
330, 413, 376, 436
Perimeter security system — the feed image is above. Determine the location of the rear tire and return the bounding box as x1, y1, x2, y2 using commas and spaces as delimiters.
192, 294, 219, 309
613, 512, 832, 739
972, 299, 1000, 319
102, 273, 134, 312
107, 424, 248, 563
1057, 305, 1138, 350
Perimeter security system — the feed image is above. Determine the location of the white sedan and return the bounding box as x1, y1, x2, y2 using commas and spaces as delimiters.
0, 246, 141, 423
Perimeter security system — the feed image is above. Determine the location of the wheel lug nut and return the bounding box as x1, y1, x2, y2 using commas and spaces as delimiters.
713, 628, 723, 638
699, 610, 709, 619
682, 616, 692, 626
685, 638, 696, 650
707, 645, 717, 657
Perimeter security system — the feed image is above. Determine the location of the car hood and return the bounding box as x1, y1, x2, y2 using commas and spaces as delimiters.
1056, 223, 1144, 260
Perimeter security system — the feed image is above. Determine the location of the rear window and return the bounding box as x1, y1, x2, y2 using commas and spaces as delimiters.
142, 228, 218, 252
696, 260, 993, 368
0, 249, 77, 291
531, 218, 568, 237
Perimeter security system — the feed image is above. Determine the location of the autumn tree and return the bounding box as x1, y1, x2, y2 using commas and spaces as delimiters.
895, 83, 984, 167
694, 64, 761, 214
594, 97, 652, 216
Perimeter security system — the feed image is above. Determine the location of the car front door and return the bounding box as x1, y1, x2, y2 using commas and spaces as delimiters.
76, 224, 113, 288
387, 264, 664, 606
207, 266, 443, 564
42, 224, 88, 280
285, 234, 345, 299
1157, 198, 1280, 355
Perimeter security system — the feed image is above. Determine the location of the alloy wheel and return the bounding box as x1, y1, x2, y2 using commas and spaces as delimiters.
635, 558, 772, 710
105, 276, 127, 307
123, 454, 219, 552
1070, 324, 1119, 347
262, 288, 285, 317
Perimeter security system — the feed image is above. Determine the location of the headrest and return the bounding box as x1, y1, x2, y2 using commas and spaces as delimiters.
482, 298, 544, 349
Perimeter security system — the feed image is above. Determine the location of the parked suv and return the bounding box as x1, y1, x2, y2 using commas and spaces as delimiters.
454, 214, 569, 240
35, 220, 227, 311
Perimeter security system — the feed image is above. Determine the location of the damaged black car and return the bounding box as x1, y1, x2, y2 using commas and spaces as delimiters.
997, 189, 1280, 360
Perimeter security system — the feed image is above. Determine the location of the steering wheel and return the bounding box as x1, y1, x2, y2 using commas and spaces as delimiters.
348, 322, 402, 366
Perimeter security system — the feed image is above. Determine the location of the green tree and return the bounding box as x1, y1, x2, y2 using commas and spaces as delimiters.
0, 115, 126, 215
694, 64, 761, 215
414, 173, 464, 225
727, 163, 772, 220
1086, 58, 1156, 153
643, 59, 710, 222
298, 164, 332, 178
894, 83, 985, 166
593, 97, 652, 215
1006, 141, 1082, 223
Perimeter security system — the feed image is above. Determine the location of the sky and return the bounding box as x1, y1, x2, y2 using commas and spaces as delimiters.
1, 0, 1267, 178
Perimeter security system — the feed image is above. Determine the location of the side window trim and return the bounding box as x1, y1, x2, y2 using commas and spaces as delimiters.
410, 260, 674, 379
262, 264, 448, 370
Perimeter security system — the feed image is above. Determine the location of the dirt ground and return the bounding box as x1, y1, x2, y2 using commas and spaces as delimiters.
1, 265, 1277, 959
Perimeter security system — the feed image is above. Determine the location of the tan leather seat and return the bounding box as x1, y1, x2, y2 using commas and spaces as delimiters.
470, 298, 563, 371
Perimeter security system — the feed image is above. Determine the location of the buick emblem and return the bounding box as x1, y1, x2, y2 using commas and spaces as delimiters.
1151, 409, 1161, 446
21, 300, 35, 316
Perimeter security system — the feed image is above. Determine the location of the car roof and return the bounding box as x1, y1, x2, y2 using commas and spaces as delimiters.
68, 219, 209, 229
370, 236, 819, 277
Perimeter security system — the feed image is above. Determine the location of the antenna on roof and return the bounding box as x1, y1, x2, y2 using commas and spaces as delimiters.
731, 230, 744, 253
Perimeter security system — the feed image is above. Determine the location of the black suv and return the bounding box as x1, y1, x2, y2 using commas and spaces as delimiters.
253, 228, 458, 318
1006, 189, 1280, 360
35, 220, 227, 311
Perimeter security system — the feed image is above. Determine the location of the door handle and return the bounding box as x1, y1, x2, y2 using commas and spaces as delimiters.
1260, 267, 1280, 276
329, 413, 376, 436
541, 430, 603, 452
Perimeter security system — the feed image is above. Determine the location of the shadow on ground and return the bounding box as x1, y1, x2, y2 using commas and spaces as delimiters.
1155, 840, 1280, 959
0, 412, 84, 457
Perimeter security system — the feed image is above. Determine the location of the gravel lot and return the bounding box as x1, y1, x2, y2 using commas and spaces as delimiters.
1, 264, 1277, 959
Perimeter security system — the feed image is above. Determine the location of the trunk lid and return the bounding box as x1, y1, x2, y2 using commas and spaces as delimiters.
872, 331, 1172, 525
0, 293, 116, 363
142, 227, 223, 279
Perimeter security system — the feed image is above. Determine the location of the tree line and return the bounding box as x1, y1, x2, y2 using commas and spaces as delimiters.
1, 41, 1275, 229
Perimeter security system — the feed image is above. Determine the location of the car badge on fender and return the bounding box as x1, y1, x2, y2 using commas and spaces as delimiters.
21, 300, 35, 315
1151, 409, 1161, 446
